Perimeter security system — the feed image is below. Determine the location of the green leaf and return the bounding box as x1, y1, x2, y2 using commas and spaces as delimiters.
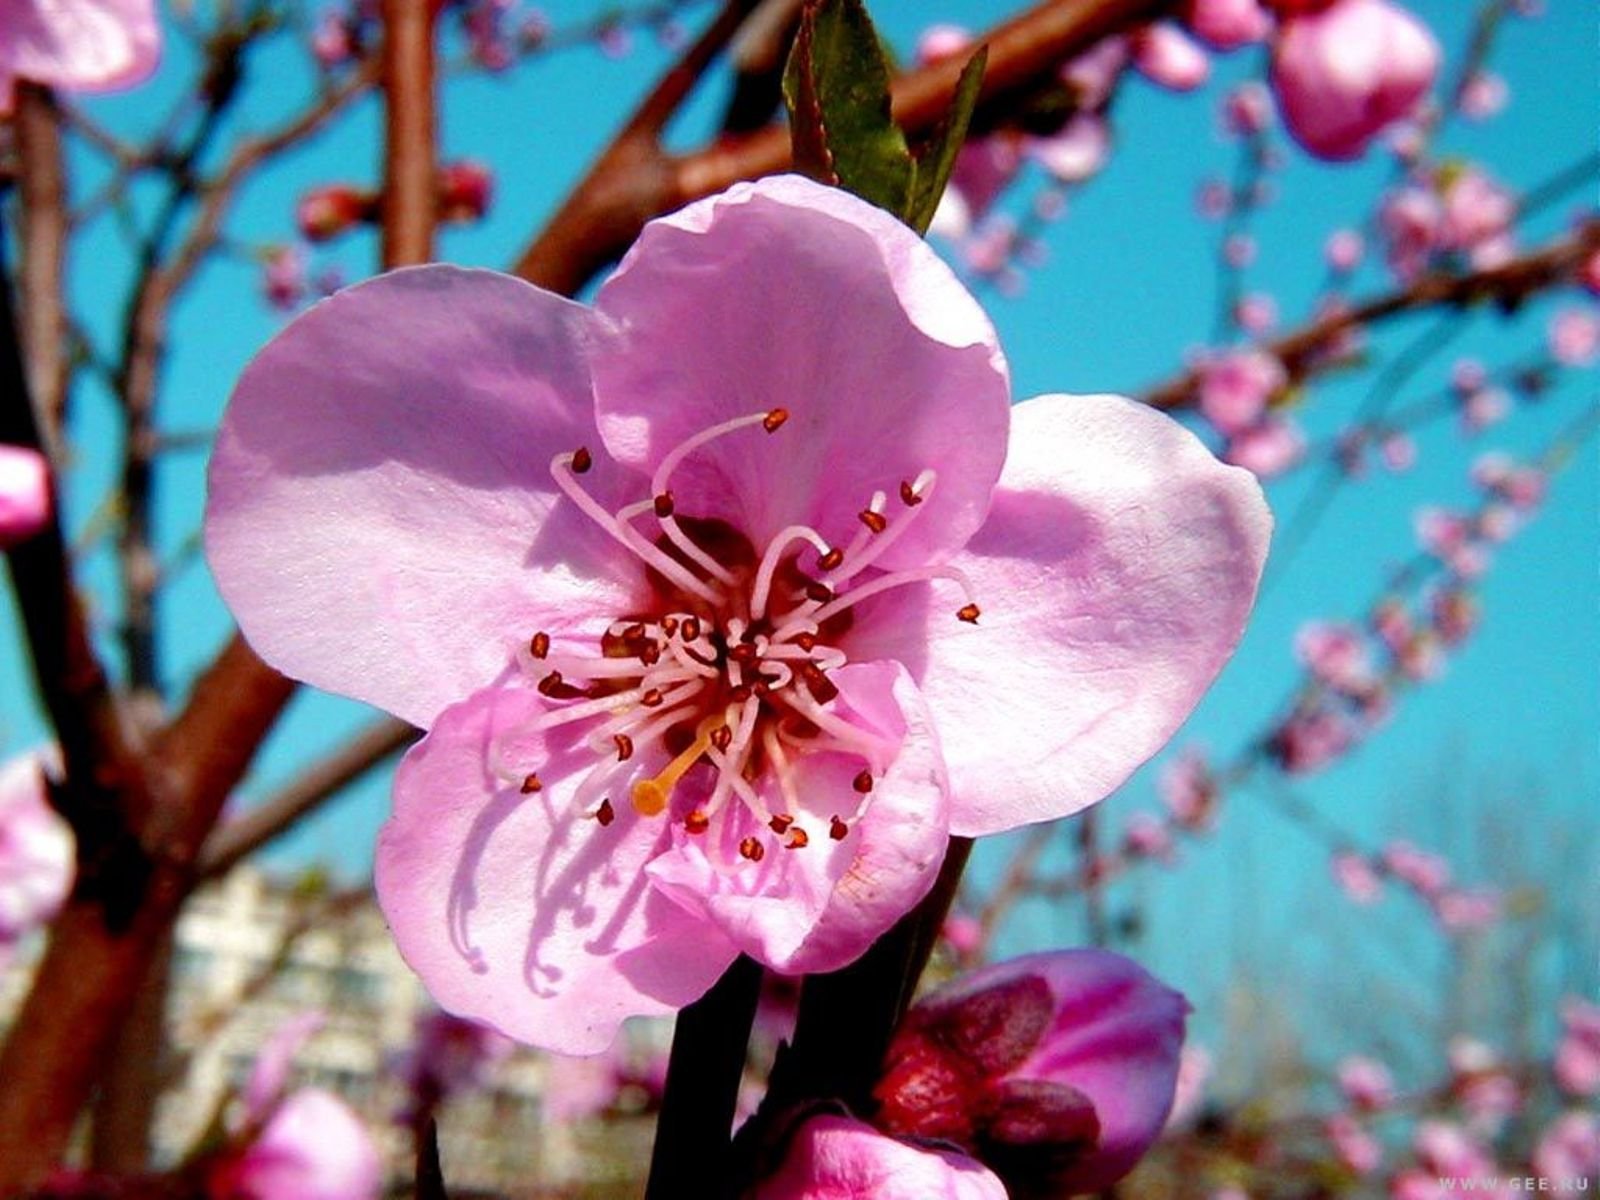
905, 46, 988, 235
782, 0, 914, 217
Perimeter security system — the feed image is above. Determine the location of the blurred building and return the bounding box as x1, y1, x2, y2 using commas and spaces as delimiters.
0, 867, 663, 1197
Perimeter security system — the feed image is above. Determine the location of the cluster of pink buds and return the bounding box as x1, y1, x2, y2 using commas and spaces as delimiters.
309, 0, 377, 69
1328, 839, 1502, 932
1379, 163, 1518, 282
1555, 998, 1600, 1098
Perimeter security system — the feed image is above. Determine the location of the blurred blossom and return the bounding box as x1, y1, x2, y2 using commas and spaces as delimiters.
0, 750, 73, 954
1471, 453, 1545, 510
462, 0, 513, 70
597, 21, 631, 59
874, 950, 1188, 1194
1378, 184, 1441, 280
1222, 82, 1273, 136
1338, 1055, 1396, 1111
1164, 1044, 1213, 1130
1548, 307, 1600, 366
1123, 812, 1175, 860
754, 1115, 1006, 1200
209, 1091, 382, 1200
1324, 228, 1364, 273
1459, 384, 1510, 434
1379, 432, 1415, 472
1234, 293, 1277, 334
1371, 598, 1413, 653
296, 184, 372, 243
542, 1050, 624, 1123
397, 1010, 512, 1113
1224, 417, 1305, 478
1325, 1113, 1383, 1174
1380, 841, 1450, 897
0, 445, 51, 549
1159, 751, 1217, 830
941, 911, 984, 961
916, 23, 973, 63
1533, 1112, 1600, 1182
1131, 23, 1211, 91
1183, 0, 1271, 49
1437, 166, 1516, 261
1428, 588, 1478, 646
243, 1011, 324, 1121
1062, 37, 1129, 109
1555, 997, 1600, 1097
1456, 70, 1508, 120
261, 245, 307, 312
0, 0, 160, 109
438, 159, 494, 223
1197, 178, 1233, 220
1198, 349, 1285, 434
1330, 852, 1384, 904
1223, 234, 1257, 268
1431, 887, 1502, 933
1269, 0, 1439, 161
1028, 115, 1110, 185
1412, 1118, 1493, 1178
1295, 621, 1375, 695
310, 9, 356, 68
1268, 707, 1353, 773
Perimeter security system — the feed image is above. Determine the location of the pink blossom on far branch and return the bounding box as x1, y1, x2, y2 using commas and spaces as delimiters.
1269, 0, 1440, 161
205, 176, 1271, 1053
0, 445, 51, 549
0, 751, 74, 957
0, 0, 160, 109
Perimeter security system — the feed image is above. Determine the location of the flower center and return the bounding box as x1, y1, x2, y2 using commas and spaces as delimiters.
511, 410, 980, 861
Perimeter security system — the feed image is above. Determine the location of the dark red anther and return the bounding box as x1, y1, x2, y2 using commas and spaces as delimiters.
752, 680, 770, 698
622, 622, 648, 641
710, 725, 733, 752
520, 773, 542, 794
805, 581, 834, 604
900, 480, 924, 507
957, 603, 982, 624
571, 447, 593, 474
685, 810, 710, 835
538, 670, 590, 700
680, 616, 702, 643
769, 814, 794, 834
729, 642, 758, 665
786, 827, 810, 850
829, 816, 849, 840
660, 616, 679, 637
739, 837, 766, 862
529, 631, 551, 659
859, 509, 888, 534
852, 769, 874, 794
762, 408, 790, 433
595, 798, 616, 826
641, 688, 664, 707
794, 632, 818, 652
800, 663, 839, 704
817, 547, 844, 571
640, 642, 662, 667
728, 684, 753, 703
654, 491, 675, 518
613, 734, 634, 762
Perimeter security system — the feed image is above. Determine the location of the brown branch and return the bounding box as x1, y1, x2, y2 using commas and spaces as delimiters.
198, 716, 417, 878
14, 85, 70, 462
513, 0, 1177, 294
380, 0, 439, 267
1140, 220, 1600, 411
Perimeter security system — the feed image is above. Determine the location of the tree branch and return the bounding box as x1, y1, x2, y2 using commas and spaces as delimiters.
380, 0, 439, 267
14, 85, 70, 462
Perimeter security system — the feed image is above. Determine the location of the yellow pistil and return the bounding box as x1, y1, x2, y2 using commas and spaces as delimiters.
630, 716, 722, 816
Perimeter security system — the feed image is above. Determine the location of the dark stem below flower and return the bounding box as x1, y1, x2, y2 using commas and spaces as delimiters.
645, 953, 765, 1200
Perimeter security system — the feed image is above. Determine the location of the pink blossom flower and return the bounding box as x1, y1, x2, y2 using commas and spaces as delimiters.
753, 1115, 1006, 1199
1337, 1055, 1396, 1111
1296, 621, 1375, 695
1326, 1113, 1383, 1174
1235, 294, 1278, 335
930, 138, 1025, 241
1456, 71, 1507, 121
0, 445, 52, 550
1549, 307, 1600, 366
916, 24, 974, 64
209, 1091, 383, 1200
261, 245, 307, 313
1184, 0, 1271, 49
1062, 37, 1129, 109
1459, 385, 1509, 434
1428, 588, 1477, 646
940, 911, 983, 960
0, 750, 73, 948
1269, 0, 1439, 160
1159, 750, 1217, 830
1379, 433, 1415, 472
1325, 228, 1365, 273
1378, 184, 1442, 280
1381, 841, 1450, 897
1224, 417, 1305, 478
462, 0, 513, 70
1223, 83, 1274, 136
1268, 707, 1353, 773
1131, 23, 1210, 91
873, 950, 1188, 1194
1123, 812, 1175, 860
206, 177, 1271, 1051
1413, 1119, 1493, 1178
296, 185, 373, 243
0, 0, 159, 109
1555, 998, 1600, 1097
1432, 888, 1501, 932
1371, 598, 1412, 652
1533, 1112, 1600, 1182
1330, 852, 1384, 904
1196, 178, 1233, 220
1198, 350, 1286, 434
310, 9, 356, 69
1456, 1067, 1519, 1132
438, 160, 494, 224
1437, 168, 1515, 258
1027, 114, 1110, 185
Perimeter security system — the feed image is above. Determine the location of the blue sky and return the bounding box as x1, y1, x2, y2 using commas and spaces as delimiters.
2, 0, 1594, 1070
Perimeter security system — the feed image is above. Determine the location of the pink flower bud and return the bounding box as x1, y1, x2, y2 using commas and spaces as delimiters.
1268, 707, 1352, 773
1549, 307, 1600, 366
1184, 0, 1271, 49
1324, 228, 1364, 272
1379, 840, 1451, 897
295, 184, 372, 243
0, 750, 73, 944
916, 24, 973, 64
1270, 0, 1440, 161
1222, 82, 1273, 135
1198, 350, 1286, 434
1456, 70, 1507, 120
1224, 416, 1305, 478
1159, 751, 1217, 830
1326, 1113, 1384, 1174
1331, 852, 1384, 904
873, 950, 1188, 1195
0, 445, 51, 549
1131, 23, 1211, 91
754, 1115, 1006, 1199
438, 159, 494, 223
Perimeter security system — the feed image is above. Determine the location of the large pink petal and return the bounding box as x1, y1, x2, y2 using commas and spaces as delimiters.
374, 685, 739, 1054
645, 663, 950, 975
0, 0, 159, 101
592, 175, 1011, 570
756, 1115, 1007, 1200
848, 393, 1271, 837
206, 266, 647, 728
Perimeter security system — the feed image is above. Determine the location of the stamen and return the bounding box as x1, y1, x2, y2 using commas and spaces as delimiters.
595, 798, 616, 826
762, 728, 803, 819
684, 810, 710, 835
791, 564, 977, 632
614, 734, 634, 761
829, 816, 850, 840
779, 684, 893, 768
571, 447, 593, 473
551, 452, 720, 603
651, 409, 789, 501
769, 813, 794, 834
829, 472, 939, 584
817, 547, 844, 571
750, 525, 834, 621
957, 603, 981, 624
858, 509, 888, 534
852, 769, 873, 794
739, 837, 765, 862
529, 632, 550, 659
520, 773, 543, 794
617, 498, 739, 588
786, 827, 810, 850
534, 678, 703, 734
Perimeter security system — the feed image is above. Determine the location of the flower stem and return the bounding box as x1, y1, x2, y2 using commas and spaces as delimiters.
645, 953, 765, 1200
